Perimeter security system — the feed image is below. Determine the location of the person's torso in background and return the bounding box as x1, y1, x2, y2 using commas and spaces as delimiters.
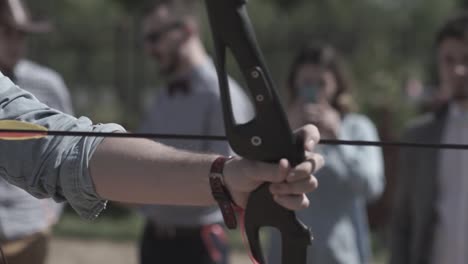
138, 59, 253, 227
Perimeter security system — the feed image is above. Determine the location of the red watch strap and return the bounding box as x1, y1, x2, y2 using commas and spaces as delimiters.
209, 156, 238, 229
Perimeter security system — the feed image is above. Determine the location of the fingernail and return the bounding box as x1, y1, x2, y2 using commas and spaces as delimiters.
307, 140, 315, 150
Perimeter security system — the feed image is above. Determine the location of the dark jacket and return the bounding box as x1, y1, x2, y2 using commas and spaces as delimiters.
390, 105, 449, 264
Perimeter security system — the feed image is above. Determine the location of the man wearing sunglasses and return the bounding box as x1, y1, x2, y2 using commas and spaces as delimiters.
137, 1, 253, 264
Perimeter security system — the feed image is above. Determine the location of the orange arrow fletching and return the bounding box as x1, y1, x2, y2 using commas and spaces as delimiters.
0, 120, 48, 140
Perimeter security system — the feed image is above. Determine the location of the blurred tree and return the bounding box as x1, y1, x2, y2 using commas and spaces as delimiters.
460, 0, 468, 8
23, 0, 460, 129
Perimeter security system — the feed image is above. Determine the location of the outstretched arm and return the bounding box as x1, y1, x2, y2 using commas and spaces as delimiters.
0, 72, 322, 221
90, 125, 323, 210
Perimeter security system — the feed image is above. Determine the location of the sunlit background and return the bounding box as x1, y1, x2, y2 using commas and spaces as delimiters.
21, 0, 468, 263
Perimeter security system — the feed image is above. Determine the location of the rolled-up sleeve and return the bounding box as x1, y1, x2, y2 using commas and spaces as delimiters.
0, 73, 125, 220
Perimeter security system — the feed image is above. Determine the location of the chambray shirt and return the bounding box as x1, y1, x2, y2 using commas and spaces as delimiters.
0, 60, 75, 240
0, 72, 125, 222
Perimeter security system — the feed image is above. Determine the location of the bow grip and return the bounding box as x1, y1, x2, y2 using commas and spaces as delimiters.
243, 135, 312, 264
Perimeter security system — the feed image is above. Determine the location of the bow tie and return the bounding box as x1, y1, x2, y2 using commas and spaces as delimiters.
167, 79, 190, 96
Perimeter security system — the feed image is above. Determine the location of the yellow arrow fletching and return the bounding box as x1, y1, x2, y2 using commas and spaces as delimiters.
0, 120, 48, 140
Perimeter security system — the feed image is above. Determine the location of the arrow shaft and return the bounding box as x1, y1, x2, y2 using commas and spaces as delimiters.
0, 129, 227, 141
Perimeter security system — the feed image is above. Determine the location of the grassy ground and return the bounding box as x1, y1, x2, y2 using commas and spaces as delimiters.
48, 237, 252, 264
51, 203, 253, 264
53, 203, 389, 263
53, 203, 252, 249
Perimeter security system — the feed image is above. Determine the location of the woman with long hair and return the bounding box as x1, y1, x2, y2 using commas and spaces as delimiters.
267, 43, 385, 264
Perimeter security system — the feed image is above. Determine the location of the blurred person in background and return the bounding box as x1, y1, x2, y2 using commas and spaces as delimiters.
267, 43, 384, 264
391, 12, 468, 264
0, 0, 73, 263
136, 1, 253, 263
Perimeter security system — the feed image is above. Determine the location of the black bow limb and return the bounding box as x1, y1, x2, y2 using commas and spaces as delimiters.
205, 0, 312, 263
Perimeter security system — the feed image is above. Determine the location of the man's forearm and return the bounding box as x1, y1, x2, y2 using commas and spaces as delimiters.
90, 138, 219, 206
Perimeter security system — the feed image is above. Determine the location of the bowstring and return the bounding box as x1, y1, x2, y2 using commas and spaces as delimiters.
1, 129, 468, 150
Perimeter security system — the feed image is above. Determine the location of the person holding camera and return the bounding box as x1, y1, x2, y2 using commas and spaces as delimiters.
267, 43, 384, 264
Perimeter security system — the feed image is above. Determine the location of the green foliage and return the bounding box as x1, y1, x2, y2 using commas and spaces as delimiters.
242, 0, 458, 132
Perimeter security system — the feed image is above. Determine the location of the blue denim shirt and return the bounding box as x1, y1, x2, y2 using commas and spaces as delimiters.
0, 60, 75, 240
0, 72, 125, 220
